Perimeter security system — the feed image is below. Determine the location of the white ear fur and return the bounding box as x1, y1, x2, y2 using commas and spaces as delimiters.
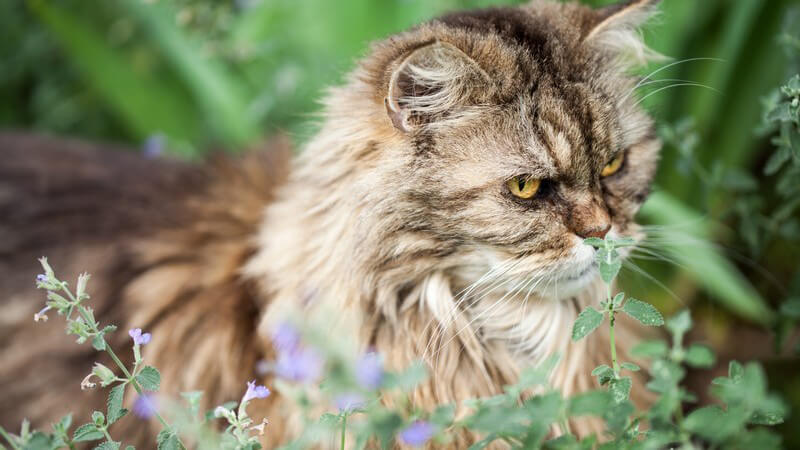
584, 0, 664, 68
385, 41, 490, 132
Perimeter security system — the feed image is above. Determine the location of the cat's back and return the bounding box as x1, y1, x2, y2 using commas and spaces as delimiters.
0, 132, 290, 436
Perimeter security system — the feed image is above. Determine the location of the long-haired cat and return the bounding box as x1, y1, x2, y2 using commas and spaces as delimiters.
0, 0, 662, 446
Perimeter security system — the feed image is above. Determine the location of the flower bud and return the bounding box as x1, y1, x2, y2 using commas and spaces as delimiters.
92, 363, 116, 387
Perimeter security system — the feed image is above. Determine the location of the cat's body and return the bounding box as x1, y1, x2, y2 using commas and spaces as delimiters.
1, 0, 662, 447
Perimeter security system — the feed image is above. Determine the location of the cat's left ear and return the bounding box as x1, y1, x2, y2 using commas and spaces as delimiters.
583, 0, 663, 67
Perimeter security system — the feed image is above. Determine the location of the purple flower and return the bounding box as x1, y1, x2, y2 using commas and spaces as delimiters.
129, 328, 152, 345
36, 274, 47, 283
142, 134, 164, 158
243, 380, 271, 403
399, 421, 434, 447
334, 392, 365, 412
271, 322, 301, 352
356, 351, 384, 389
274, 347, 323, 383
133, 394, 159, 419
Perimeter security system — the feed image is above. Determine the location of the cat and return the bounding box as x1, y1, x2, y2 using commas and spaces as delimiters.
0, 0, 662, 447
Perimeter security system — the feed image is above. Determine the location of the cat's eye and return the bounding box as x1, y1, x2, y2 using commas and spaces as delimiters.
601, 152, 625, 177
506, 176, 541, 199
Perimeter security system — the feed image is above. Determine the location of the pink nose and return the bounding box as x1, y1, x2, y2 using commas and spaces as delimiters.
577, 224, 611, 240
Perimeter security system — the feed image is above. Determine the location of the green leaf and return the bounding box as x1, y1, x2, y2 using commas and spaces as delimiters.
429, 404, 455, 427
571, 307, 604, 341
608, 377, 632, 404
620, 362, 640, 372
666, 310, 692, 343
765, 145, 792, 175
91, 411, 104, 426
595, 248, 622, 284
568, 390, 613, 416
94, 442, 121, 450
136, 366, 161, 392
685, 344, 715, 368
611, 292, 625, 308
91, 334, 106, 352
156, 429, 181, 450
621, 299, 664, 326
591, 365, 615, 386
107, 384, 127, 425
631, 339, 668, 359
683, 405, 749, 443
383, 361, 427, 391
72, 424, 103, 442
582, 237, 605, 248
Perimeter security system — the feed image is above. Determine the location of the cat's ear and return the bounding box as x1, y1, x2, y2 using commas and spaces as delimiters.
583, 0, 663, 67
385, 41, 490, 133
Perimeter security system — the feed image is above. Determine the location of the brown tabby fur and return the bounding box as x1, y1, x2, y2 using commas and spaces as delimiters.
1, 0, 663, 447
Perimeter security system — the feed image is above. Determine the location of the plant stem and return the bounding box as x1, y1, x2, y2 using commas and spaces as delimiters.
64, 285, 175, 433
340, 413, 347, 450
606, 285, 620, 376
0, 426, 20, 450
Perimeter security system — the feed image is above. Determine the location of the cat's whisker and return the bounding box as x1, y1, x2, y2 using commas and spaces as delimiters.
621, 259, 685, 306
631, 57, 725, 93
635, 82, 721, 107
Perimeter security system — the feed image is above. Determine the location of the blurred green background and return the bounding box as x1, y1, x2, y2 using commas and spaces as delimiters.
2, 0, 799, 445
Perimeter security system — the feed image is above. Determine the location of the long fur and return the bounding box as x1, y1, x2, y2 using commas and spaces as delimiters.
1, 1, 663, 448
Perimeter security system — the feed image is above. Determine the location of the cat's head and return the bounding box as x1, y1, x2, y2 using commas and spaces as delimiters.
309, 0, 662, 301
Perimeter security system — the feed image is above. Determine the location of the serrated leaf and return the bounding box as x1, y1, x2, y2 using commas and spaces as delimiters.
582, 237, 605, 248
136, 366, 161, 392
107, 384, 127, 425
611, 292, 625, 308
598, 258, 622, 284
591, 365, 615, 386
72, 424, 103, 442
685, 344, 715, 368
156, 429, 181, 450
621, 299, 664, 326
764, 145, 792, 175
571, 307, 604, 341
91, 411, 104, 426
609, 377, 632, 404
91, 334, 107, 351
94, 442, 121, 450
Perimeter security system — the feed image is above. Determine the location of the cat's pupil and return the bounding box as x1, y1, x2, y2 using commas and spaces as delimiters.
518, 179, 526, 191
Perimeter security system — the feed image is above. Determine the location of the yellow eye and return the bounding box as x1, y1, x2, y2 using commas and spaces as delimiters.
506, 176, 541, 199
601, 153, 625, 177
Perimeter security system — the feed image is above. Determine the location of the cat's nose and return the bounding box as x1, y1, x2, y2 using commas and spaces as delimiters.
577, 223, 611, 240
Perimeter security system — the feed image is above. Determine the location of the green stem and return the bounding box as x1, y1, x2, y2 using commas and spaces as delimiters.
0, 426, 20, 450
606, 285, 620, 376
101, 427, 114, 443
340, 414, 347, 450
64, 285, 175, 435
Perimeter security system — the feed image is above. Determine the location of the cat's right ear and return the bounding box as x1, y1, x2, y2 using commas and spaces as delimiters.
385, 41, 490, 133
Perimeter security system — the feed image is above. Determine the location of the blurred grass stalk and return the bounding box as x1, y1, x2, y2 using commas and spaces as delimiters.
640, 192, 774, 326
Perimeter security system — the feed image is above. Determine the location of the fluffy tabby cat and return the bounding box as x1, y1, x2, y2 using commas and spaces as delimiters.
0, 0, 663, 446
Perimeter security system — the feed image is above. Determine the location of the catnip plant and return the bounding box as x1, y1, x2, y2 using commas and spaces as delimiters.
0, 248, 789, 450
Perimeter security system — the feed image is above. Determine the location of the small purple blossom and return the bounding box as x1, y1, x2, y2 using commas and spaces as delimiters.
243, 380, 271, 403
271, 322, 301, 352
399, 421, 434, 447
142, 134, 164, 159
334, 392, 365, 412
129, 328, 152, 345
133, 394, 159, 419
36, 274, 47, 283
356, 351, 384, 389
274, 347, 323, 383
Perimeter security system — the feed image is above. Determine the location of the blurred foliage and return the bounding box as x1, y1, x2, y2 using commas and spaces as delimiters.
1, 0, 799, 445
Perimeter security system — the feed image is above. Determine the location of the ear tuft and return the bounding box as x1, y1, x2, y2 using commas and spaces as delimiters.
584, 0, 664, 68
385, 41, 490, 133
